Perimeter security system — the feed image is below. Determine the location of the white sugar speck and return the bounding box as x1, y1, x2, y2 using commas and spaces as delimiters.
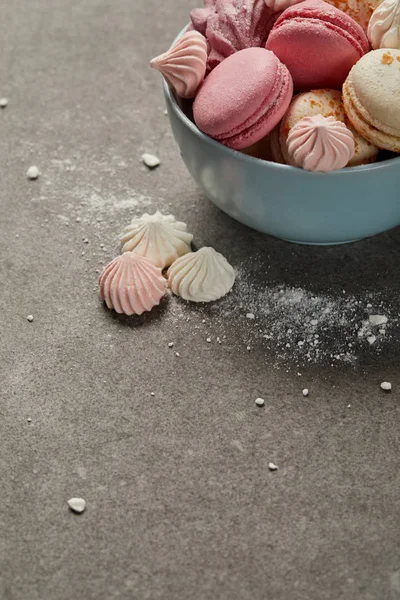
268, 462, 279, 471
150, 392, 155, 397
206, 337, 211, 343
369, 315, 388, 326
246, 313, 255, 320
168, 342, 174, 348
380, 381, 392, 392
27, 166, 40, 180
302, 388, 309, 397
27, 315, 34, 322
68, 497, 86, 514
0, 98, 8, 108
367, 335, 376, 345
142, 153, 160, 169
27, 417, 32, 423
255, 397, 265, 406
175, 352, 180, 357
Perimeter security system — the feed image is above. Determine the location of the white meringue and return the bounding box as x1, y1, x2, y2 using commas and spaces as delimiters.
99, 252, 166, 316
120, 211, 193, 269
68, 498, 86, 514
167, 247, 235, 303
368, 0, 400, 49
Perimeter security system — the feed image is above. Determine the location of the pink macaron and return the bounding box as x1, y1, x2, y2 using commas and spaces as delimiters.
266, 0, 369, 91
193, 47, 293, 150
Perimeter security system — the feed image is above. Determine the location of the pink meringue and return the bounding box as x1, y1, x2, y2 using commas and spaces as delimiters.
99, 253, 166, 316
190, 0, 216, 35
150, 31, 208, 99
287, 115, 355, 172
191, 0, 276, 71
265, 0, 304, 11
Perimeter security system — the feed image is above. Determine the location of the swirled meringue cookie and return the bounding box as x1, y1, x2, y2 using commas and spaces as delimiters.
99, 253, 166, 316
167, 247, 235, 302
265, 0, 304, 11
150, 31, 208, 98
120, 212, 193, 269
368, 0, 400, 49
270, 89, 378, 167
287, 115, 355, 172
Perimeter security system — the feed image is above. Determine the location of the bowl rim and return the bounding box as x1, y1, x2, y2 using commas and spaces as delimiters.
163, 27, 400, 177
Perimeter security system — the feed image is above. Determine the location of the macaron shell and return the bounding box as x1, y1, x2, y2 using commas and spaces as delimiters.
346, 49, 400, 135
343, 84, 400, 152
266, 0, 369, 90
193, 48, 293, 149
344, 99, 400, 154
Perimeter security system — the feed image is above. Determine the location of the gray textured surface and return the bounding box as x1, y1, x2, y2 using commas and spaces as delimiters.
1, 1, 400, 599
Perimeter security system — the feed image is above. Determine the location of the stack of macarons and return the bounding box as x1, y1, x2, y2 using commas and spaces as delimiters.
151, 0, 400, 172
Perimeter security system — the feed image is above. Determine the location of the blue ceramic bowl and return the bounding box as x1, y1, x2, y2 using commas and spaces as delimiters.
163, 53, 400, 245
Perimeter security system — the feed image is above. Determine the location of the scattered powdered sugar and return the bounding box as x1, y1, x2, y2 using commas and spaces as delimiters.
221, 267, 396, 366
40, 154, 156, 229
74, 189, 154, 218
368, 315, 388, 326
163, 262, 397, 369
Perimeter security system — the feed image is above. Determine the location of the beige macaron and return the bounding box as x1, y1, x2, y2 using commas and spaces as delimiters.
343, 49, 400, 153
270, 89, 379, 167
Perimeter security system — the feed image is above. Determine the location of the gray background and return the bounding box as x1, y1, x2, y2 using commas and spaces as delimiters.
1, 1, 399, 599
